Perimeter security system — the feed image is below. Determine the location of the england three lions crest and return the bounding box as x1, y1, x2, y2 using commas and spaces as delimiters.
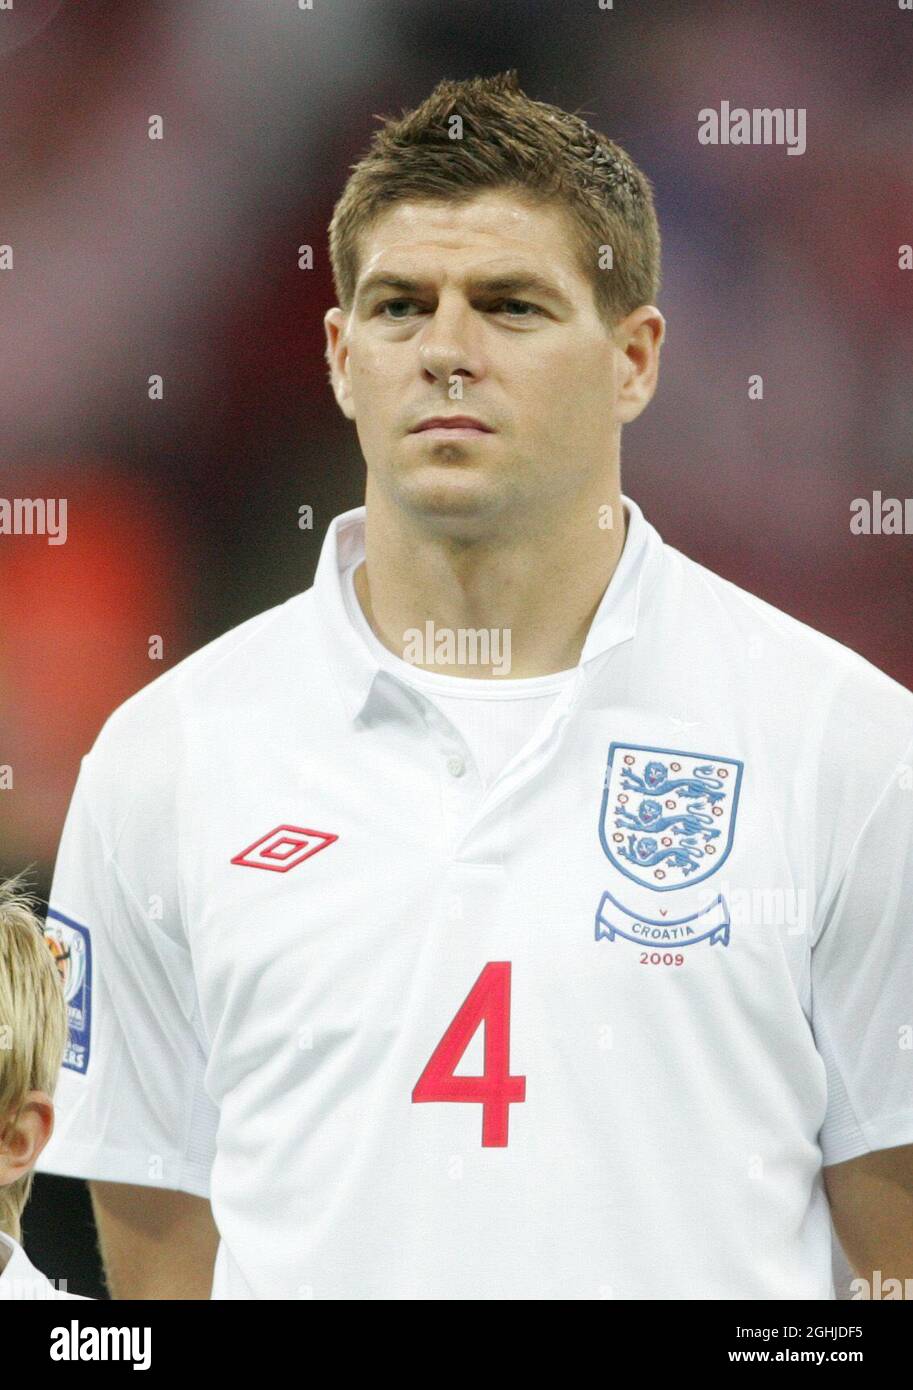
599, 743, 743, 891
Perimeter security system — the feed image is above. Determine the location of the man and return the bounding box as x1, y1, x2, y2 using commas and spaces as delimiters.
0, 877, 90, 1300
36, 71, 913, 1299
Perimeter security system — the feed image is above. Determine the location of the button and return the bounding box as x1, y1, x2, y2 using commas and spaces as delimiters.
446, 754, 466, 778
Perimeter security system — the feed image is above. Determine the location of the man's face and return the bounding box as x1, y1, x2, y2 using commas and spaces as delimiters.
325, 190, 660, 533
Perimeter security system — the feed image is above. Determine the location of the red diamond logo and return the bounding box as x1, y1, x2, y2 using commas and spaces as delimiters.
231, 824, 338, 872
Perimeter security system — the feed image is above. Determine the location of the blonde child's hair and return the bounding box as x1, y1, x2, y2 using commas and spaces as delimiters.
0, 871, 69, 1239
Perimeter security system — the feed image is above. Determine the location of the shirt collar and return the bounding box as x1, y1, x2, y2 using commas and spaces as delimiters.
312, 494, 663, 724
0, 1230, 60, 1299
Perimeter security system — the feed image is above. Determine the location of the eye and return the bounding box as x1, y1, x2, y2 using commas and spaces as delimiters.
494, 299, 541, 317
378, 299, 421, 319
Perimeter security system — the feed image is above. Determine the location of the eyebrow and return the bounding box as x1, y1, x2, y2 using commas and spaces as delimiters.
355, 271, 573, 312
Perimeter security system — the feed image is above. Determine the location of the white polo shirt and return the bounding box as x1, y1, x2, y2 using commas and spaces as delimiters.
36, 496, 913, 1299
0, 1232, 89, 1300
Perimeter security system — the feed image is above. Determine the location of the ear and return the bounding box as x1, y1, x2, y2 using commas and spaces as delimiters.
324, 307, 356, 421
0, 1091, 55, 1181
613, 305, 665, 426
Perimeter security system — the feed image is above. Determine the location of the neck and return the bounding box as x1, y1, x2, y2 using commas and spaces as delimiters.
354, 482, 627, 679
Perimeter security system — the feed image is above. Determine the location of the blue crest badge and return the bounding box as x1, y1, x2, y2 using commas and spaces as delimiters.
599, 742, 743, 891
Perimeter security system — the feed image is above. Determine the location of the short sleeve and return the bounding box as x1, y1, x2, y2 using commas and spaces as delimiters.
36, 750, 218, 1196
812, 735, 913, 1166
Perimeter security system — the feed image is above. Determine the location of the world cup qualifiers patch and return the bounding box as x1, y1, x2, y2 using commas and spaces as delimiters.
44, 909, 92, 1074
599, 743, 744, 891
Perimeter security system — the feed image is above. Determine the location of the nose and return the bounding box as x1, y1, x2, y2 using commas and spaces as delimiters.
417, 294, 484, 387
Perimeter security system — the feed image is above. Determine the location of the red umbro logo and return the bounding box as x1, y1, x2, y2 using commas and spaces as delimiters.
230, 825, 338, 872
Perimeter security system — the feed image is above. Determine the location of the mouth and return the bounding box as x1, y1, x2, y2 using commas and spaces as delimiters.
410, 416, 494, 438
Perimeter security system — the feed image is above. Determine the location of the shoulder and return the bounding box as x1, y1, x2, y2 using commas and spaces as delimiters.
662, 542, 913, 738
74, 589, 316, 840
83, 590, 314, 773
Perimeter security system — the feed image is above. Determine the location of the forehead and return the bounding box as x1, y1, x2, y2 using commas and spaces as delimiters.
356, 191, 584, 286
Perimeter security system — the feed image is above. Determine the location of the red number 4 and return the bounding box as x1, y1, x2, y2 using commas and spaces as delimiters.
412, 962, 526, 1146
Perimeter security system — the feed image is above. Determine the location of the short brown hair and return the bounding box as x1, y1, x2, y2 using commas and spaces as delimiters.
0, 872, 68, 1240
328, 70, 661, 329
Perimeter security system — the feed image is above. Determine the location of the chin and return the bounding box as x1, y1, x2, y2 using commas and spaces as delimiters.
397, 471, 508, 533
